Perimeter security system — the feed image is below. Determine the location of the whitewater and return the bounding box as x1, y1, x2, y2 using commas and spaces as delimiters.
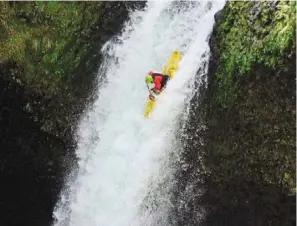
53, 1, 225, 226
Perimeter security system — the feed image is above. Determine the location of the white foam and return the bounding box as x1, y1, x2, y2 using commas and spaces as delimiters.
52, 1, 226, 226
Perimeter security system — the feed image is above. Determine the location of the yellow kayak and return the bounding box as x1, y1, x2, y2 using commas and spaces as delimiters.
144, 50, 181, 118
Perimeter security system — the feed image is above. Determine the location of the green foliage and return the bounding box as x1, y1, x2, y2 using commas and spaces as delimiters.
0, 1, 103, 93
212, 1, 296, 103
200, 1, 296, 223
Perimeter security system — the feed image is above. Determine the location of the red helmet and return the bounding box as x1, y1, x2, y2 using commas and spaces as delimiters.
148, 71, 153, 75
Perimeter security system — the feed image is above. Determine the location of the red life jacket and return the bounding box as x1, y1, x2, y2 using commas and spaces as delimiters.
151, 73, 164, 91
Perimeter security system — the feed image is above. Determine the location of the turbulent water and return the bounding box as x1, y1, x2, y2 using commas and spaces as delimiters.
53, 1, 225, 226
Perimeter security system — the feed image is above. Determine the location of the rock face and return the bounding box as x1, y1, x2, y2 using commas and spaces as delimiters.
0, 62, 67, 226
0, 1, 145, 140
0, 2, 144, 226
173, 2, 296, 226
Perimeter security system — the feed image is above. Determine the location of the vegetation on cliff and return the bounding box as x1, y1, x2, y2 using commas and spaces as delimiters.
0, 1, 141, 138
211, 1, 295, 103
0, 2, 143, 226
0, 2, 99, 83
204, 1, 296, 225
174, 1, 296, 226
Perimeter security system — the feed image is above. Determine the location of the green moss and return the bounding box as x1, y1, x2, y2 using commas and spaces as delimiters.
212, 1, 296, 103
199, 2, 296, 223
0, 1, 103, 93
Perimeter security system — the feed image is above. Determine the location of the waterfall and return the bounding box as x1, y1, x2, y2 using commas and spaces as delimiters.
53, 1, 225, 225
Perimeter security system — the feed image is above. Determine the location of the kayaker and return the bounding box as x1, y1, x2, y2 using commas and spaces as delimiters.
145, 71, 170, 95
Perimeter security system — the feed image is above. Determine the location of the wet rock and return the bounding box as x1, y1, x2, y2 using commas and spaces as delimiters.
0, 2, 146, 226
174, 1, 296, 226
214, 10, 222, 23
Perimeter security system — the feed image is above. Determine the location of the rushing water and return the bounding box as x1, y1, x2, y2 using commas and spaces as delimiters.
53, 1, 225, 226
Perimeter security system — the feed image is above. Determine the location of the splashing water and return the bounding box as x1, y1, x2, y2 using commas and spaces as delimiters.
53, 1, 225, 226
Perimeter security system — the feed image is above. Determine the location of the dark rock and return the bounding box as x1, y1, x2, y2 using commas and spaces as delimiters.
172, 1, 296, 226
214, 9, 222, 23
0, 2, 145, 226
